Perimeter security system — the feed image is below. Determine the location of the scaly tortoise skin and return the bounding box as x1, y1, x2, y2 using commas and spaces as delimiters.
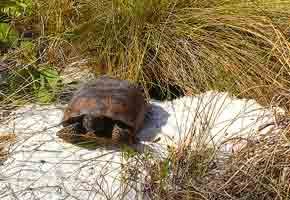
57, 75, 147, 145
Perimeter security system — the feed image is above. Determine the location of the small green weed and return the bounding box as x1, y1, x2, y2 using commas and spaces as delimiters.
0, 22, 18, 48
4, 64, 62, 104
0, 0, 32, 17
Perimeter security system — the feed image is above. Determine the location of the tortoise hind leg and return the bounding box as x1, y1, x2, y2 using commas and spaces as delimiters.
111, 124, 123, 144
112, 124, 136, 145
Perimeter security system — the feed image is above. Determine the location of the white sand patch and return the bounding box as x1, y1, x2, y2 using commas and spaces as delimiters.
0, 105, 142, 200
0, 91, 283, 199
139, 91, 283, 154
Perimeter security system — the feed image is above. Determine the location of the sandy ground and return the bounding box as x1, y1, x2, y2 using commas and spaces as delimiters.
0, 91, 283, 200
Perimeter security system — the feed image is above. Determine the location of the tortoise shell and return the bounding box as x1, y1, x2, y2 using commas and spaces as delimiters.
61, 75, 147, 143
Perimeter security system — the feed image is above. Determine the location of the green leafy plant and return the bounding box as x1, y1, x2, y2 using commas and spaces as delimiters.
121, 144, 139, 160
19, 41, 36, 61
6, 65, 63, 104
0, 22, 18, 47
0, 0, 33, 50
32, 66, 62, 103
1, 0, 32, 17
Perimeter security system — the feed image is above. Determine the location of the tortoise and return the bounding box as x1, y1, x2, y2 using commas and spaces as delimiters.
57, 75, 148, 145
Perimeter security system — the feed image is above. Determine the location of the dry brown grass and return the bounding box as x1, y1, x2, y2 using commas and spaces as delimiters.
207, 128, 290, 199
0, 133, 16, 163
3, 0, 290, 104
138, 120, 290, 200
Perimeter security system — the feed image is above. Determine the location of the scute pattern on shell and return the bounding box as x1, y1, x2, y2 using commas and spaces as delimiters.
62, 75, 147, 140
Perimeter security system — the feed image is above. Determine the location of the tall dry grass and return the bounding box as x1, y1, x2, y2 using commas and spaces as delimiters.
19, 0, 289, 104
140, 123, 290, 200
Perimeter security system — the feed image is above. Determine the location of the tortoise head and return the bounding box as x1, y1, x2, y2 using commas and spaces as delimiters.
62, 107, 84, 127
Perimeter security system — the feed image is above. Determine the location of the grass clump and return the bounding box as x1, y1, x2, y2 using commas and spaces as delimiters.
207, 128, 290, 199
1, 0, 290, 103
143, 147, 213, 200
137, 127, 290, 200
25, 0, 290, 103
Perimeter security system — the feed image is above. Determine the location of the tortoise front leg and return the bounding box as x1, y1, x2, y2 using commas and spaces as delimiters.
58, 122, 84, 135
82, 115, 113, 138
56, 122, 85, 143
82, 114, 96, 133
